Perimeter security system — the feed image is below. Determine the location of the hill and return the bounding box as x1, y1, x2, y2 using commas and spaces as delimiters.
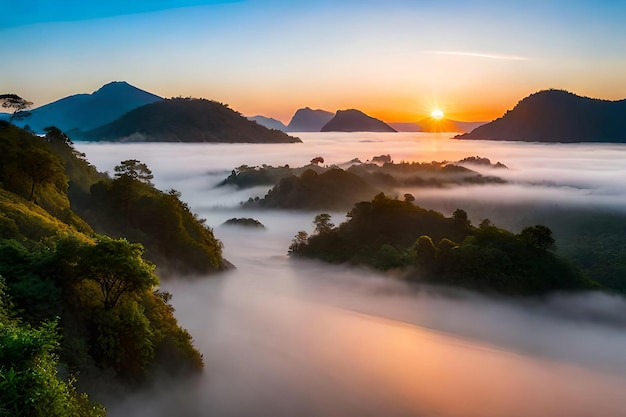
321, 109, 397, 132
456, 89, 626, 142
289, 193, 592, 295
248, 115, 288, 131
287, 107, 334, 131
0, 123, 219, 413
2, 81, 162, 134
79, 98, 301, 143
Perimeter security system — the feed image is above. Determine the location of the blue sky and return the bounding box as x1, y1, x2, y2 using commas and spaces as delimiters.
2, 0, 626, 121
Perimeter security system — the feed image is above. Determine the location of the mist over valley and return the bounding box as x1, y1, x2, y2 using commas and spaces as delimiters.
73, 133, 626, 416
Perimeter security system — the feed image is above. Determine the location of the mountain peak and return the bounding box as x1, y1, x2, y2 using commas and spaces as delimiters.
321, 109, 396, 132
457, 89, 626, 143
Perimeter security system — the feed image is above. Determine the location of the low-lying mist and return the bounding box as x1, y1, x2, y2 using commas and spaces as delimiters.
76, 133, 626, 416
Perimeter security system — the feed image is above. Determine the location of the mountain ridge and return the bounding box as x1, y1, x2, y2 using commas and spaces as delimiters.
78, 97, 301, 143
321, 109, 396, 132
456, 89, 626, 142
3, 81, 162, 133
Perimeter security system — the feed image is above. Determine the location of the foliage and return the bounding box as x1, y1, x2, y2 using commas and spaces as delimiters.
222, 217, 265, 228
0, 237, 204, 384
290, 194, 592, 295
80, 172, 224, 275
245, 168, 379, 210
0, 123, 91, 232
0, 275, 104, 417
114, 159, 153, 185
78, 97, 301, 143
0, 94, 32, 125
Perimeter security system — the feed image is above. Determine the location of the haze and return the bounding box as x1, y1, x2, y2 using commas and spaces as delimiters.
76, 133, 626, 416
4, 1, 626, 122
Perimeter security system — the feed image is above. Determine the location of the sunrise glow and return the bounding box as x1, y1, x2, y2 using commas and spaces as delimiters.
431, 109, 444, 120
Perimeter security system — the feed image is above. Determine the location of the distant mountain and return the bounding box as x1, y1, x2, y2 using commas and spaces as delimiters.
321, 109, 396, 132
287, 107, 334, 131
248, 115, 288, 131
456, 89, 626, 143
78, 98, 301, 143
3, 81, 162, 134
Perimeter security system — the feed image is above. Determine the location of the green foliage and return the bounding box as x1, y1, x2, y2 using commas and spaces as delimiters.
78, 236, 158, 310
0, 94, 32, 125
246, 168, 379, 210
79, 97, 301, 143
291, 194, 592, 295
0, 312, 105, 417
78, 168, 225, 276
0, 123, 91, 232
114, 159, 154, 185
0, 236, 204, 385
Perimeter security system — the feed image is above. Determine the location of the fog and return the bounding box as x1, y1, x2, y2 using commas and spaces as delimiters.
76, 133, 626, 416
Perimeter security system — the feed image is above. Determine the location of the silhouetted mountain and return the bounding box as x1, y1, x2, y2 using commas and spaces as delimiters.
79, 98, 301, 143
287, 107, 334, 131
248, 115, 288, 131
321, 109, 396, 132
456, 89, 626, 142
3, 81, 162, 133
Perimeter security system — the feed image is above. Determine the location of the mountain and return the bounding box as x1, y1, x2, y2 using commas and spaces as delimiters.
287, 107, 334, 131
321, 109, 397, 132
79, 98, 301, 143
248, 115, 288, 131
456, 89, 626, 142
3, 81, 162, 134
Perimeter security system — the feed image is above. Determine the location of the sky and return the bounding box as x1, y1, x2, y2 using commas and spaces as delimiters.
2, 0, 626, 122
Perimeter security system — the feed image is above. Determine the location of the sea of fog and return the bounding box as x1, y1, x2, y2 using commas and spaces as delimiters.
76, 133, 626, 417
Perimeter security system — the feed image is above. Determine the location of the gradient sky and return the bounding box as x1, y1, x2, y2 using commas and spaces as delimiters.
2, 0, 626, 122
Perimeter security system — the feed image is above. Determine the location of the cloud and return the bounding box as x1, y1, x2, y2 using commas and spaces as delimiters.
425, 50, 531, 61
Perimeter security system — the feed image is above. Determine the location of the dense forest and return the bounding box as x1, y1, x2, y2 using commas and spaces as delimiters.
222, 157, 507, 210
77, 97, 301, 143
0, 121, 225, 415
457, 89, 626, 142
289, 193, 595, 295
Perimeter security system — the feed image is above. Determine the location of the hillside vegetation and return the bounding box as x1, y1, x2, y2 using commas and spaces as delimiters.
290, 193, 593, 295
0, 122, 227, 415
457, 89, 626, 142
79, 97, 301, 143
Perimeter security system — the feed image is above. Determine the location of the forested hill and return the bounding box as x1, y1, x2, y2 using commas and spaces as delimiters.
79, 97, 302, 143
0, 122, 228, 415
290, 193, 594, 296
456, 89, 626, 143
1, 81, 163, 134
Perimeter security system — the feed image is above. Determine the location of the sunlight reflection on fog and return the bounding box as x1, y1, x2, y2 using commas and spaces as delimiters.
76, 133, 626, 417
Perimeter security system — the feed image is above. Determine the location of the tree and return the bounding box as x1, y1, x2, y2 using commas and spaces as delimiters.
519, 225, 556, 251
313, 213, 334, 235
288, 230, 309, 253
403, 193, 415, 203
310, 156, 324, 165
413, 235, 437, 267
23, 148, 64, 201
114, 159, 153, 185
78, 237, 159, 310
0, 94, 32, 126
43, 126, 72, 146
453, 208, 471, 228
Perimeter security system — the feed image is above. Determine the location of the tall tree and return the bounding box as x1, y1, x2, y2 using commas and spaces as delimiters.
0, 94, 32, 126
78, 237, 159, 310
114, 159, 154, 184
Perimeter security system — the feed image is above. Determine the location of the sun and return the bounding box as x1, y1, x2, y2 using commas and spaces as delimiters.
430, 109, 444, 120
